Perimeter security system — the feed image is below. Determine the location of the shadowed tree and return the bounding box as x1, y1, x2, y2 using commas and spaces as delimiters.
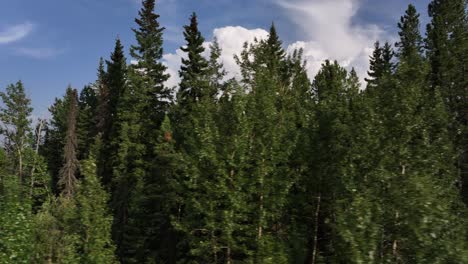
59, 87, 79, 198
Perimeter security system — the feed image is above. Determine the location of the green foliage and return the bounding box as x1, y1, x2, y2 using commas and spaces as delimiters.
75, 157, 117, 263
0, 154, 34, 264
178, 12, 209, 105
2, 1, 467, 263
77, 85, 98, 160
0, 81, 33, 184
426, 0, 468, 204
99, 38, 127, 188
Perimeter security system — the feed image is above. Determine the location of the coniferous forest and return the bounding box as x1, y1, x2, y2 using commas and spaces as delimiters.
0, 0, 467, 263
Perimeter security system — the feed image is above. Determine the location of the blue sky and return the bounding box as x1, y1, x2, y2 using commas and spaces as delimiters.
0, 0, 431, 116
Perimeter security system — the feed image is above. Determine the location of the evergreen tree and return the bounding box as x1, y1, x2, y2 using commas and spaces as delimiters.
130, 0, 171, 125
95, 57, 110, 135
59, 87, 79, 198
206, 37, 226, 99
306, 60, 358, 262
42, 95, 71, 195
426, 0, 468, 203
365, 41, 394, 91
178, 12, 209, 106
74, 155, 117, 263
396, 4, 423, 60
77, 85, 98, 160
235, 27, 299, 262
140, 116, 186, 263
99, 38, 127, 187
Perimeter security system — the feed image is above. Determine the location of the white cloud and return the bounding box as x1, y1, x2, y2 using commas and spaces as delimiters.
0, 22, 34, 44
163, 26, 269, 87
162, 0, 389, 87
163, 48, 186, 88
277, 0, 387, 83
15, 47, 64, 59
211, 26, 269, 80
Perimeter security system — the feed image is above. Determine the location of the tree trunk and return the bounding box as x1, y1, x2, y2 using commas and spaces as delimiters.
30, 119, 45, 197
310, 193, 321, 264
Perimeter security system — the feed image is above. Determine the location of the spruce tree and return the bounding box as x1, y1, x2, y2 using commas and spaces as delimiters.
42, 94, 71, 195
77, 85, 98, 160
74, 155, 117, 263
130, 0, 171, 124
139, 116, 186, 263
235, 27, 299, 262
99, 38, 127, 187
426, 0, 468, 203
357, 6, 468, 261
178, 12, 209, 105
95, 57, 110, 135
206, 37, 226, 99
396, 4, 423, 60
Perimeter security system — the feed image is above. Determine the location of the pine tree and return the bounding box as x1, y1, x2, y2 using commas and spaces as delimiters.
206, 37, 226, 99
365, 41, 394, 92
139, 115, 186, 263
264, 23, 286, 77
95, 57, 110, 135
355, 6, 468, 261
235, 27, 299, 262
77, 85, 98, 160
42, 94, 71, 195
103, 39, 150, 262
365, 41, 383, 89
59, 87, 79, 198
426, 0, 468, 203
74, 155, 117, 263
396, 4, 423, 60
178, 12, 209, 105
130, 0, 171, 125
306, 60, 356, 262
99, 38, 127, 187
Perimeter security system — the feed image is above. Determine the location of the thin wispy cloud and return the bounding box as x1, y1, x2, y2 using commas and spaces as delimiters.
15, 47, 65, 59
0, 22, 34, 44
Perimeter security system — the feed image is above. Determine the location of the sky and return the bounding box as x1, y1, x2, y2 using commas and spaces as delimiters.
0, 0, 432, 117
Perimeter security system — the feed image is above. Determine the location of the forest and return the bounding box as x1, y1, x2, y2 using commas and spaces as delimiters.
0, 0, 467, 263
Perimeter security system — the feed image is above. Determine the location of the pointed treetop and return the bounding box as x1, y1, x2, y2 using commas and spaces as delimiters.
382, 42, 394, 74
396, 4, 422, 59
110, 37, 125, 63
178, 12, 209, 101
365, 41, 394, 88
130, 0, 167, 69
266, 22, 285, 58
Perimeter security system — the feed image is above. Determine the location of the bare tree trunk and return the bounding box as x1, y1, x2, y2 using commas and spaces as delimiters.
226, 246, 232, 264
258, 193, 263, 240
392, 164, 405, 262
30, 119, 45, 197
311, 193, 321, 264
258, 159, 265, 241
18, 148, 23, 184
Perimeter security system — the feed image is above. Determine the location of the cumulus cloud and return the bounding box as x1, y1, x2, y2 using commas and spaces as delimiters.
0, 22, 34, 44
278, 0, 386, 82
162, 0, 389, 87
163, 26, 269, 88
